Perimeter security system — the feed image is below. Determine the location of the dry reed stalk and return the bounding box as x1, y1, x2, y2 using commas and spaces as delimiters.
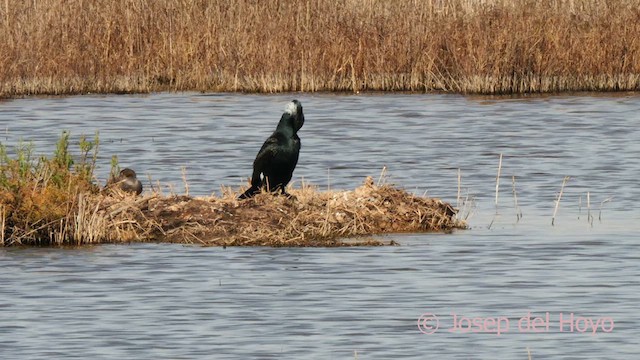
0, 204, 5, 246
1, 0, 639, 97
512, 175, 522, 221
578, 195, 582, 219
377, 165, 388, 186
599, 197, 612, 222
181, 166, 189, 196
460, 190, 474, 222
456, 168, 461, 210
495, 153, 503, 212
487, 216, 495, 230
587, 191, 593, 226
552, 176, 570, 226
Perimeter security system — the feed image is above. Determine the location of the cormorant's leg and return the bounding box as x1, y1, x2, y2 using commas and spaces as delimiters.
279, 185, 296, 200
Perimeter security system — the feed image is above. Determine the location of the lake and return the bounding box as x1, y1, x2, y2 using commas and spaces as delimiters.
1, 93, 639, 358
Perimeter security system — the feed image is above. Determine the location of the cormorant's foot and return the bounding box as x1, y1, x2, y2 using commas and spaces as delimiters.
238, 187, 259, 200
282, 192, 297, 201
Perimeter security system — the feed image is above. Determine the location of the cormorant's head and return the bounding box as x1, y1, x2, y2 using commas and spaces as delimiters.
284, 100, 304, 132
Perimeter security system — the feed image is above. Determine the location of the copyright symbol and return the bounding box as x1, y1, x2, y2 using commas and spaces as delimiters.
417, 313, 439, 334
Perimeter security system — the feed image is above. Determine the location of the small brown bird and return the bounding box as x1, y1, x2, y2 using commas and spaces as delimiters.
110, 168, 143, 195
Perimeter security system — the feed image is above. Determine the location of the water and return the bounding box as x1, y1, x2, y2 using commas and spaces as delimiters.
1, 93, 639, 358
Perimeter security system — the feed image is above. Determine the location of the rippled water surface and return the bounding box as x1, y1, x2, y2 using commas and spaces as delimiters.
1, 93, 639, 359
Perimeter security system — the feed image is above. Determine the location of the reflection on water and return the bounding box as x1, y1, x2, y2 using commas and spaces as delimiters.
0, 93, 639, 358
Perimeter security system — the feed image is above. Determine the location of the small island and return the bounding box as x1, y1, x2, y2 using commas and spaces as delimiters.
0, 133, 464, 247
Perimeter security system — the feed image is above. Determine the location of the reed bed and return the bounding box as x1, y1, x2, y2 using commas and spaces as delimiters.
1, 0, 639, 97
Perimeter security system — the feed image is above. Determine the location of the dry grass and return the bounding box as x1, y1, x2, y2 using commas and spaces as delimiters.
1, 0, 639, 96
34, 177, 464, 247
1, 177, 465, 247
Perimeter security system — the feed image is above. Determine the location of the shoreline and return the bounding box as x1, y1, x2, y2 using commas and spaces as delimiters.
2, 88, 639, 102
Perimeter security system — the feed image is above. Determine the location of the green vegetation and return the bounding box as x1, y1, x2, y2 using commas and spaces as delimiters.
0, 132, 99, 245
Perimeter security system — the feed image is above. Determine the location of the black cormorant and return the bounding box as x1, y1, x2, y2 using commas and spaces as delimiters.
110, 168, 143, 195
239, 100, 304, 199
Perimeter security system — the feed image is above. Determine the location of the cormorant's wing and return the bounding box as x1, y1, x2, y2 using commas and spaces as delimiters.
290, 135, 301, 170
250, 135, 280, 186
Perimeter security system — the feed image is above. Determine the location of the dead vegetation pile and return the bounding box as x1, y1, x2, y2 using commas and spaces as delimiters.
40, 177, 464, 247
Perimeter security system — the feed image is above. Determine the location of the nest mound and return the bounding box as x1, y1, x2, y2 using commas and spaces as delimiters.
91, 177, 465, 247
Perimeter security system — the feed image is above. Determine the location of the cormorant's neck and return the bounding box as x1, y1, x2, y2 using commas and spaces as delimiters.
275, 114, 297, 135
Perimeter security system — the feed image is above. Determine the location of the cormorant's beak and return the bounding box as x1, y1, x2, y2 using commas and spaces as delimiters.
294, 112, 304, 132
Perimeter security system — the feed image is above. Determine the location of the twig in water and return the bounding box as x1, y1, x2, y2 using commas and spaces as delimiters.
512, 175, 522, 222
578, 195, 582, 219
461, 191, 475, 221
552, 176, 570, 226
454, 170, 470, 222
495, 153, 503, 213
587, 192, 593, 226
327, 168, 331, 191
457, 168, 461, 210
599, 197, 612, 222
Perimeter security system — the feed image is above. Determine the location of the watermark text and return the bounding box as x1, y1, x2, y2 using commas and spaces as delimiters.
417, 311, 614, 336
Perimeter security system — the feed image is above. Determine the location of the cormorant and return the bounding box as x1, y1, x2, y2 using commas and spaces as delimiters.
109, 168, 143, 195
239, 100, 304, 199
